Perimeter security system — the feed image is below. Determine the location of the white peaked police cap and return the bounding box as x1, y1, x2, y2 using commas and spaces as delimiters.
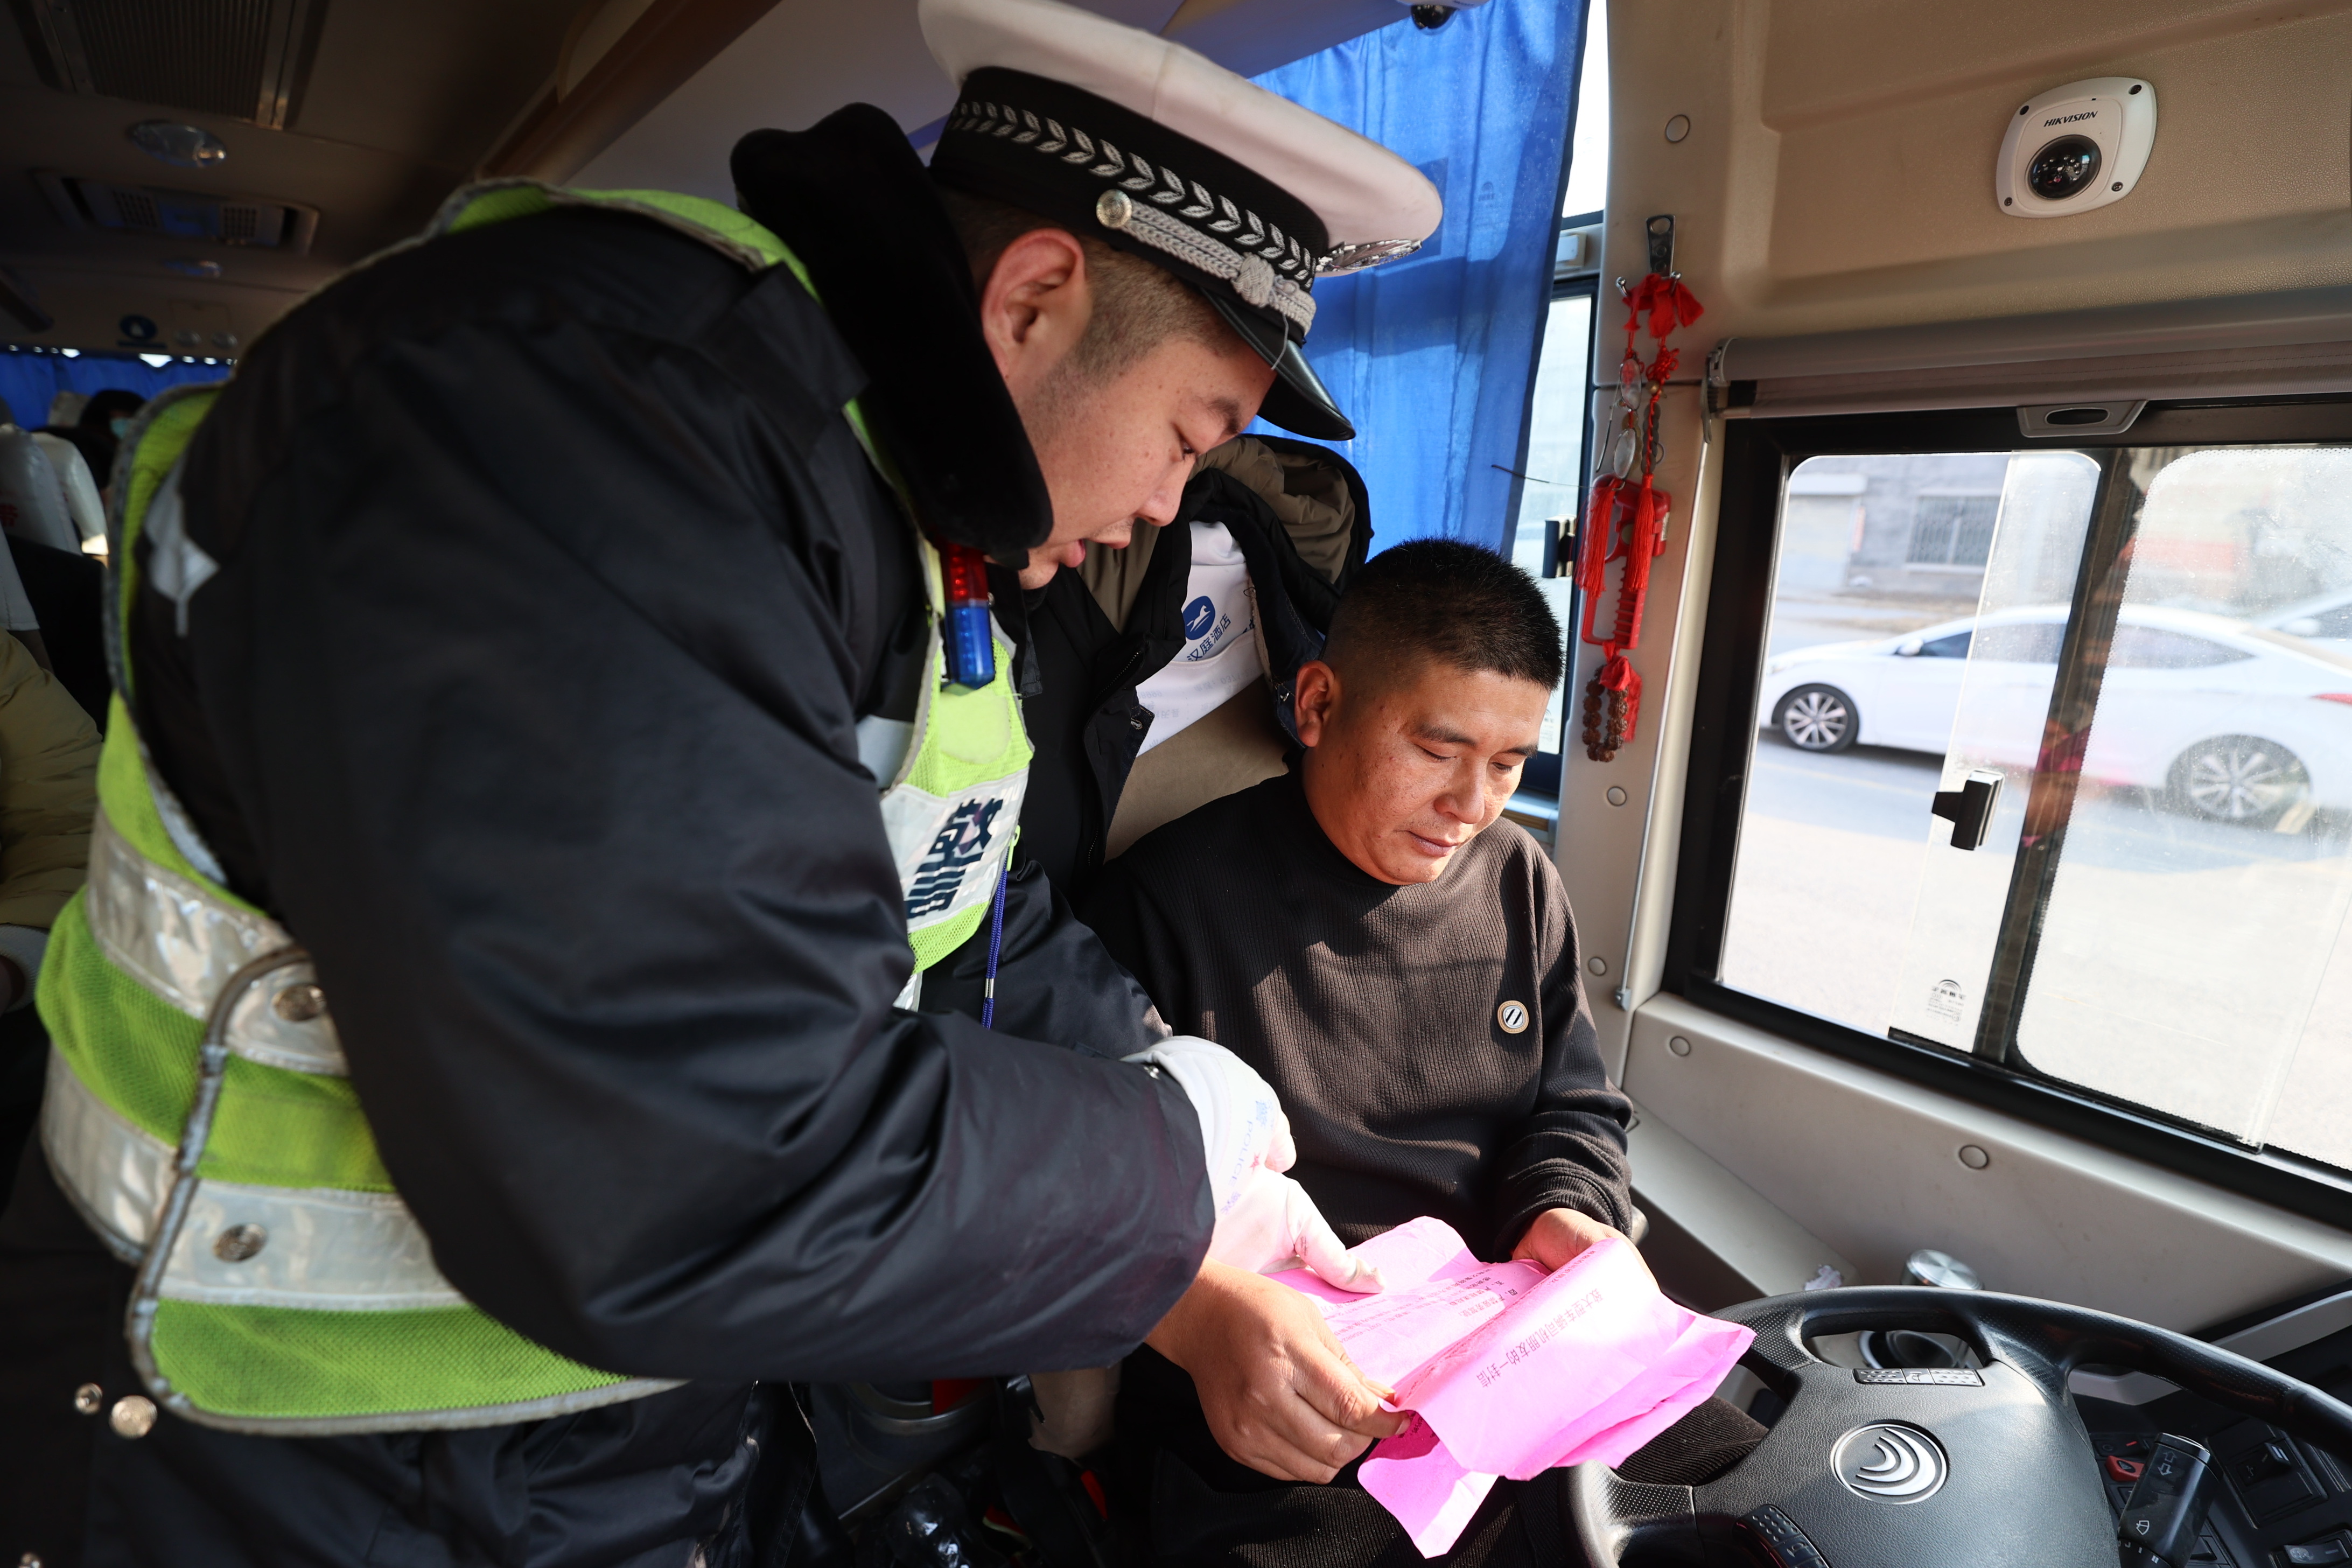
919, 0, 1442, 441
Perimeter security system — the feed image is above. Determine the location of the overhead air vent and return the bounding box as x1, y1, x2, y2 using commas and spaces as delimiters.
11, 0, 325, 129
33, 170, 318, 254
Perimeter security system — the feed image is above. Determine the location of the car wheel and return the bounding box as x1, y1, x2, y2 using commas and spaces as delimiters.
2170, 735, 2311, 825
1775, 684, 1859, 753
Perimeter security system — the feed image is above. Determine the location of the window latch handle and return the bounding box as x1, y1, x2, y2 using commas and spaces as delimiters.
1930, 769, 2005, 851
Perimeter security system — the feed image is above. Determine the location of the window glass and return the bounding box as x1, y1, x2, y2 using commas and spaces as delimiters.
1969, 621, 2064, 663
1510, 293, 1594, 573
1510, 290, 1595, 760
1559, 0, 1607, 218
2107, 626, 2252, 668
1723, 453, 2092, 1034
1886, 456, 2100, 1047
1536, 576, 1576, 756
1722, 442, 2352, 1173
2009, 448, 2352, 1163
2311, 604, 2352, 638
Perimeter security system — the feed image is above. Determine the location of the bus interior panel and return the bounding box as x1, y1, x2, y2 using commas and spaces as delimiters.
4, 0, 2352, 1563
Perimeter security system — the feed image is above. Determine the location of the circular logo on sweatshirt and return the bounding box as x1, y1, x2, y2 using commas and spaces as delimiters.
1183, 595, 1217, 639
1497, 1001, 1529, 1034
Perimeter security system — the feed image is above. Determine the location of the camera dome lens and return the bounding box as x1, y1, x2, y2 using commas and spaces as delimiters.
2026, 135, 2103, 201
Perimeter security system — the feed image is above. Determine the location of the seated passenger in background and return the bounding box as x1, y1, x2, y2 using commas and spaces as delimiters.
1082, 540, 1762, 1568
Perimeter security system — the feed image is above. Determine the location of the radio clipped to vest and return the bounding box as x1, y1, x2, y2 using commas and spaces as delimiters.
937, 539, 997, 691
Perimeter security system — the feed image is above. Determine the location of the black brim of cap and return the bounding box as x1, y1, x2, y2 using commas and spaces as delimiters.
1201, 289, 1354, 443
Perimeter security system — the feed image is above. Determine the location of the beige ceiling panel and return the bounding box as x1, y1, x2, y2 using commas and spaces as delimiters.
2, 0, 585, 352
1762, 10, 2352, 304
571, 0, 1383, 201
290, 0, 580, 166
0, 0, 46, 89
1760, 0, 2352, 133
563, 0, 667, 99
1159, 0, 1397, 80
1609, 0, 2352, 344
569, 0, 948, 201
0, 87, 456, 275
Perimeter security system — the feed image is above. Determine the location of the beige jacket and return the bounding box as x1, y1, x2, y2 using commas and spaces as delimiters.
0, 630, 100, 933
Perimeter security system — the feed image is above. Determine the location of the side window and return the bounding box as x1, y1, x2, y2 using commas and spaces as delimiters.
2106, 626, 2252, 668
1725, 452, 2090, 1032
1709, 440, 2352, 1180
1970, 622, 2063, 663
1506, 286, 1597, 796
1500, 0, 1608, 800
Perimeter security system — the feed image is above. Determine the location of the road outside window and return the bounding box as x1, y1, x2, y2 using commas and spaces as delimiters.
1719, 447, 2352, 1174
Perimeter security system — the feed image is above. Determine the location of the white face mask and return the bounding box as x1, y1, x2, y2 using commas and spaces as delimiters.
109, 418, 130, 439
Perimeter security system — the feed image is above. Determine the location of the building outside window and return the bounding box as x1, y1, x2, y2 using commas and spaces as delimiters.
1907, 492, 2001, 570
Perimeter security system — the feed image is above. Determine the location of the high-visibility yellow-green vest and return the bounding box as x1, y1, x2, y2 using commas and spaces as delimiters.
37, 180, 1032, 1434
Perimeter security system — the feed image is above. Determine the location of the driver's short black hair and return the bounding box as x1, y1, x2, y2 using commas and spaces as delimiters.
1322, 539, 1565, 692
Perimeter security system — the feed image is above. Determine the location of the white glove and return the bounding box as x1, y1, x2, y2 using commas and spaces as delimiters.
1216, 1166, 1384, 1294
1127, 1037, 1381, 1294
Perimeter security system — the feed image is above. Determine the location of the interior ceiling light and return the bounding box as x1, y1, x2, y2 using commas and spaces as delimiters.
163, 257, 223, 278
129, 121, 227, 169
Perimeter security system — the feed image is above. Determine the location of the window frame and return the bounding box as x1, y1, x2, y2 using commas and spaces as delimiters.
1662, 395, 2352, 1227
1509, 269, 1602, 799
1520, 269, 1603, 582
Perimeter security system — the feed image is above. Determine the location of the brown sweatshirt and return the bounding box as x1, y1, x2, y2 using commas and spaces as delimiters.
1082, 767, 1633, 1259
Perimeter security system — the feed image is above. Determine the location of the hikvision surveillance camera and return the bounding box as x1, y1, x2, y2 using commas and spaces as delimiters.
1996, 77, 2156, 218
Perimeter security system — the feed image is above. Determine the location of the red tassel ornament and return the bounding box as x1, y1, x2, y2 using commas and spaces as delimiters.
1579, 271, 1704, 762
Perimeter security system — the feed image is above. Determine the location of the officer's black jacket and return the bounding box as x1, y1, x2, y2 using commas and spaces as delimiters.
136, 110, 1211, 1387
1007, 438, 1371, 898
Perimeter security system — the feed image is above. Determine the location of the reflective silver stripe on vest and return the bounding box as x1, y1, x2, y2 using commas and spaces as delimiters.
83, 810, 348, 1075
41, 1050, 465, 1310
42, 1044, 170, 1264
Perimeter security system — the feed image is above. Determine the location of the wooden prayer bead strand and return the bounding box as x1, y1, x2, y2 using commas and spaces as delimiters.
1584, 681, 1632, 762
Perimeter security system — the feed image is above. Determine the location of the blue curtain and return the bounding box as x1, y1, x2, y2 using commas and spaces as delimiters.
1252, 0, 1586, 556
0, 349, 229, 431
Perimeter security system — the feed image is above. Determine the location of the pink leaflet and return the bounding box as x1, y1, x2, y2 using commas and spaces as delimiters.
1277, 1223, 1756, 1558
1359, 1417, 1499, 1558
1277, 1217, 1546, 1391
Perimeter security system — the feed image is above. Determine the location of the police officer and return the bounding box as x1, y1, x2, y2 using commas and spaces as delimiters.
0, 0, 1440, 1559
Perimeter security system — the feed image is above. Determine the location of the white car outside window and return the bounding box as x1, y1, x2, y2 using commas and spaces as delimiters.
1756, 606, 2352, 821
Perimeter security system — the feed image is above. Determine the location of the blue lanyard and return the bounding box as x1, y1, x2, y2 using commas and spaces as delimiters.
979, 870, 1010, 1030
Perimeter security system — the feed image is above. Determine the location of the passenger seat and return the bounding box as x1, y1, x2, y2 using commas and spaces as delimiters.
1094, 435, 1370, 858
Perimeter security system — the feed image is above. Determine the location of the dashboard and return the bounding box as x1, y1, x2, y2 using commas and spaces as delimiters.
2077, 1321, 2352, 1567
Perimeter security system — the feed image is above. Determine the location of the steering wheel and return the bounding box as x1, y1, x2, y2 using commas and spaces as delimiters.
1570, 1287, 2352, 1566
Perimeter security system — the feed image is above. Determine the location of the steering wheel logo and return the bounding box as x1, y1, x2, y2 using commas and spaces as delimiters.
1834, 1424, 1947, 1503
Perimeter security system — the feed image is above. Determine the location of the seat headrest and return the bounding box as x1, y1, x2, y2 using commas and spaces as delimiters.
0, 428, 81, 556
